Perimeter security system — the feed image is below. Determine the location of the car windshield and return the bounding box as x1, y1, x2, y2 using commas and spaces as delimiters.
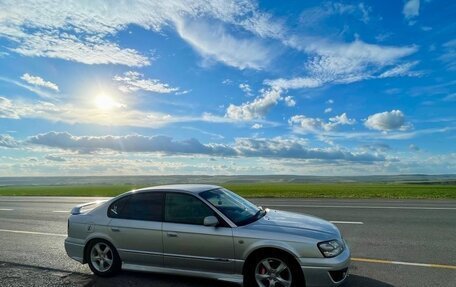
199, 188, 265, 226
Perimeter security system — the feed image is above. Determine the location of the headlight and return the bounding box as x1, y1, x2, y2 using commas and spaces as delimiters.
318, 240, 344, 258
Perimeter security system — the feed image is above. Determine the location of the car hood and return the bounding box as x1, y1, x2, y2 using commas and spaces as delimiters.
243, 209, 341, 239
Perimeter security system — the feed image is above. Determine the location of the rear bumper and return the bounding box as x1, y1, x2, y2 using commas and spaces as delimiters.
299, 244, 350, 287
64, 237, 85, 263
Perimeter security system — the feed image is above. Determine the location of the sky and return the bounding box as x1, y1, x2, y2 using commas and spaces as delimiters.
0, 0, 455, 176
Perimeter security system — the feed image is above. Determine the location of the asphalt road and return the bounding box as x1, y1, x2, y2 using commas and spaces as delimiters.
0, 197, 455, 287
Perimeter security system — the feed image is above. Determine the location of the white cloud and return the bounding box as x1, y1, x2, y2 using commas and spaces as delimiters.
239, 83, 253, 96
10, 31, 150, 67
264, 77, 323, 90
300, 2, 372, 26
324, 107, 333, 113
174, 18, 273, 70
226, 88, 282, 120
364, 110, 410, 131
403, 0, 420, 20
113, 71, 179, 94
0, 97, 184, 128
0, 97, 20, 119
283, 96, 296, 107
0, 134, 19, 148
378, 61, 422, 78
289, 113, 356, 133
266, 39, 418, 90
251, 123, 263, 129
0, 1, 284, 69
21, 73, 59, 92
27, 131, 384, 162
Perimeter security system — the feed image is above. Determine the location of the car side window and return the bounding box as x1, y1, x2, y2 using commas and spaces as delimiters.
108, 192, 163, 221
165, 193, 215, 225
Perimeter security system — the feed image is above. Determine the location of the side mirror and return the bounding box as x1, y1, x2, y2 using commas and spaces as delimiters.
203, 216, 219, 227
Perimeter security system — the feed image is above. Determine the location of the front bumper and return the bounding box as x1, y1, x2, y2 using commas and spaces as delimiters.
299, 243, 350, 287
64, 237, 85, 263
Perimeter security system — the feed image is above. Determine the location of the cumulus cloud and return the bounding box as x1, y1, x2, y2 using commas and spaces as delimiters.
226, 88, 282, 120
251, 123, 263, 129
282, 96, 296, 107
0, 134, 19, 148
27, 131, 384, 163
364, 110, 410, 131
324, 107, 332, 114
239, 83, 253, 96
289, 113, 356, 133
114, 71, 179, 94
403, 0, 420, 21
21, 73, 59, 91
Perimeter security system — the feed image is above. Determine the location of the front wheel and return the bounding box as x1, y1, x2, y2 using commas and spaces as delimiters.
245, 252, 304, 287
87, 240, 121, 277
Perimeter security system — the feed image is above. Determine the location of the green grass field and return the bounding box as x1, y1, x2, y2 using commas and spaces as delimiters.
0, 183, 455, 199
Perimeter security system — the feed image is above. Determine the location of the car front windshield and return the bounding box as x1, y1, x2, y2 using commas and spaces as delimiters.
199, 188, 263, 226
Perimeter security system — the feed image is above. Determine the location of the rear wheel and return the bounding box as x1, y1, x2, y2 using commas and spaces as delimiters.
244, 251, 304, 287
86, 240, 121, 277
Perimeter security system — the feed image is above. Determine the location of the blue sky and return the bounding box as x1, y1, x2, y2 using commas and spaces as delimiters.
0, 0, 455, 176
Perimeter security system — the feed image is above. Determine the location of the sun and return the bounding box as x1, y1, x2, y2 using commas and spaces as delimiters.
94, 94, 117, 111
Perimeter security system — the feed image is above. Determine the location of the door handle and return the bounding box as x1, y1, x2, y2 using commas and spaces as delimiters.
167, 232, 178, 238
111, 227, 120, 232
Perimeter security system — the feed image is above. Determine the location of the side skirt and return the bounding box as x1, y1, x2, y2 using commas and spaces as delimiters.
122, 263, 243, 285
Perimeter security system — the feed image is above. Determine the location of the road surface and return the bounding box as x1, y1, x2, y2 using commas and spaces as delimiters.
0, 197, 455, 286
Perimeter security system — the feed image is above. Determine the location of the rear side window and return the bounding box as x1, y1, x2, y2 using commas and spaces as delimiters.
165, 193, 214, 225
108, 192, 163, 221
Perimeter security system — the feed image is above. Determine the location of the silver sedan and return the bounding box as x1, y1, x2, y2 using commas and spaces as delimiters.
65, 184, 350, 286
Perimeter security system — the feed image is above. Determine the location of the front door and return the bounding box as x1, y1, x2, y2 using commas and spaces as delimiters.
162, 192, 234, 274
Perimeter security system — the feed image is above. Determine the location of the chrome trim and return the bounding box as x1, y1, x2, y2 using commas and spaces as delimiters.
118, 248, 162, 256
164, 252, 235, 263
119, 248, 236, 263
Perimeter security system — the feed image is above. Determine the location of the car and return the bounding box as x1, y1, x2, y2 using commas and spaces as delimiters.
65, 184, 350, 286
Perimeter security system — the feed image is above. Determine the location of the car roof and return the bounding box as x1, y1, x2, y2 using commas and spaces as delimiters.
134, 184, 221, 194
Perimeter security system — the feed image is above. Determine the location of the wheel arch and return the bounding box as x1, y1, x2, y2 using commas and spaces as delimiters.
242, 246, 306, 286
83, 235, 118, 264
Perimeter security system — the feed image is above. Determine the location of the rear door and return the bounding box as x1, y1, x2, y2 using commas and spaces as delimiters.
162, 192, 235, 274
108, 192, 164, 267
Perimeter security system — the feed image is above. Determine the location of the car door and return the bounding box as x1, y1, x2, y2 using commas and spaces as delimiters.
163, 192, 235, 274
107, 192, 164, 267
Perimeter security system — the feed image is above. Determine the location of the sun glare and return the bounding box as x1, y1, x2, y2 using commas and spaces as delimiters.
94, 94, 117, 111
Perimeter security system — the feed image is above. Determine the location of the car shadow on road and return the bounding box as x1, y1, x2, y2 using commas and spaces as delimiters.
87, 270, 239, 287
344, 274, 394, 287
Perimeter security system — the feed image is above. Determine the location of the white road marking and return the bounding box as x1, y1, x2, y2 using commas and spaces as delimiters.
266, 204, 456, 210
0, 228, 66, 237
329, 221, 364, 225
52, 210, 69, 213
0, 208, 14, 211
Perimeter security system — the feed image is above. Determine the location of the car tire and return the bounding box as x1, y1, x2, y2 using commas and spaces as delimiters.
244, 250, 305, 287
86, 239, 121, 277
